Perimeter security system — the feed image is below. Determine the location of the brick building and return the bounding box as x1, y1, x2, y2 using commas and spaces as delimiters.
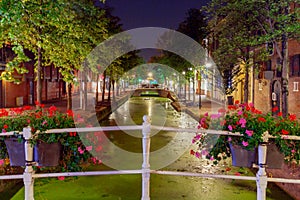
0, 45, 66, 108
207, 2, 300, 117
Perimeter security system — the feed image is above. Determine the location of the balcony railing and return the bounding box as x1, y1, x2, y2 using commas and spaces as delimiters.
0, 115, 299, 200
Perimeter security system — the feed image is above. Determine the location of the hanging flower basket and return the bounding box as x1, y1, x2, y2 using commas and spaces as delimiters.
229, 144, 256, 167
266, 142, 284, 169
4, 138, 26, 166
35, 141, 62, 166
4, 138, 62, 167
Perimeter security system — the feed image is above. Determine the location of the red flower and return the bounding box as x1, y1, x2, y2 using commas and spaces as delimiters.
281, 129, 289, 135
190, 149, 195, 155
57, 176, 65, 181
234, 100, 240, 105
289, 114, 297, 121
23, 105, 32, 110
228, 105, 237, 110
67, 110, 74, 117
277, 112, 282, 117
258, 117, 266, 122
3, 124, 8, 129
49, 105, 57, 112
69, 132, 77, 137
272, 106, 278, 112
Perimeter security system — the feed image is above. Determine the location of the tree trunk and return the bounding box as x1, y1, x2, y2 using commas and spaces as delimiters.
67, 82, 72, 110
108, 76, 112, 102
36, 46, 42, 105
96, 74, 99, 104
243, 46, 250, 103
101, 71, 106, 102
83, 69, 88, 111
192, 77, 195, 105
112, 79, 115, 100
281, 37, 289, 117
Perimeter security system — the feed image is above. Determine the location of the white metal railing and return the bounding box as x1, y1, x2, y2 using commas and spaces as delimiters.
0, 115, 299, 200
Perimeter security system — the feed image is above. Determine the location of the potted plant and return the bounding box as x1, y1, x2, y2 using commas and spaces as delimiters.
191, 101, 300, 168
0, 102, 100, 172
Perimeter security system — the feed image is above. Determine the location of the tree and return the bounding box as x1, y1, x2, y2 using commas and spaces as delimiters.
177, 8, 207, 43
0, 0, 108, 109
204, 0, 300, 115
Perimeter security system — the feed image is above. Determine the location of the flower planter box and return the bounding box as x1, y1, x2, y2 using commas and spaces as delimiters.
4, 138, 26, 166
266, 143, 284, 169
229, 144, 256, 167
4, 138, 62, 167
35, 142, 62, 166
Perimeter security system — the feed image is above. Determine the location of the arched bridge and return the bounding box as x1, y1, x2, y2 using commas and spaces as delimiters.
130, 88, 178, 102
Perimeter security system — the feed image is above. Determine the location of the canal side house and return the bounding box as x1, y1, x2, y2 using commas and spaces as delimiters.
207, 2, 300, 117
0, 44, 67, 108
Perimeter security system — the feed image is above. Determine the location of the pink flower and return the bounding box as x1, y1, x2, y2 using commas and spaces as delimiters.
210, 156, 214, 161
228, 137, 232, 142
211, 113, 221, 119
200, 117, 206, 124
192, 134, 201, 143
57, 176, 65, 181
204, 112, 208, 117
0, 159, 4, 166
202, 150, 208, 156
86, 146, 93, 151
237, 110, 243, 116
235, 172, 241, 176
42, 120, 47, 125
242, 141, 248, 147
195, 152, 201, 158
78, 147, 84, 154
228, 125, 233, 131
239, 118, 246, 127
245, 130, 253, 137
248, 102, 254, 107
291, 149, 296, 153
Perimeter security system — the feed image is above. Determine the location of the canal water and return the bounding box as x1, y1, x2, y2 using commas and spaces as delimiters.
97, 96, 293, 200
10, 96, 294, 199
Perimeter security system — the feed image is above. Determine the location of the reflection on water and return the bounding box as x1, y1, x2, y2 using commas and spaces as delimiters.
98, 97, 199, 170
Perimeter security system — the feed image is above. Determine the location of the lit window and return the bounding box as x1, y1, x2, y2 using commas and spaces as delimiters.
293, 82, 299, 92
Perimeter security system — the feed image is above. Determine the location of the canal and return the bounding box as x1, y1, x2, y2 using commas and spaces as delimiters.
11, 96, 294, 199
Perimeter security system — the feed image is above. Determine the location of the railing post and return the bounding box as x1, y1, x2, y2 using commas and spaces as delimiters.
256, 131, 269, 200
23, 127, 35, 200
141, 115, 151, 200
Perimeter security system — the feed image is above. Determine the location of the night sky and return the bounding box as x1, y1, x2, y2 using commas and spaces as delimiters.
105, 0, 210, 30
102, 0, 210, 60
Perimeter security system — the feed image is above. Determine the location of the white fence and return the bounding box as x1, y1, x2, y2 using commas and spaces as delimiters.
0, 115, 300, 200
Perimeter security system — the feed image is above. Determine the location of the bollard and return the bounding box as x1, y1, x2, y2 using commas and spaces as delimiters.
23, 127, 35, 200
256, 131, 269, 200
141, 115, 151, 200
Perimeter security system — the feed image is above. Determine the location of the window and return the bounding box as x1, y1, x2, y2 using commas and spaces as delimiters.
293, 82, 299, 92
290, 54, 300, 77
266, 60, 272, 71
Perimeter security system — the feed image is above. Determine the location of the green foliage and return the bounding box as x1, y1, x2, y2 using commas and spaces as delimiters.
203, 0, 300, 96
0, 105, 99, 172
191, 102, 300, 165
